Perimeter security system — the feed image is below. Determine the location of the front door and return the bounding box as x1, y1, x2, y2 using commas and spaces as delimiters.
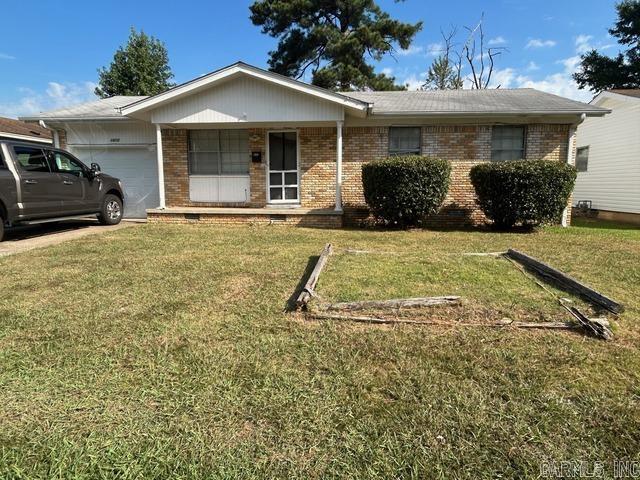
268, 131, 299, 204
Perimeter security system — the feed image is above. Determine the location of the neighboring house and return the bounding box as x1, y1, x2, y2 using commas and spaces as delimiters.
574, 90, 640, 225
21, 62, 607, 225
0, 117, 52, 144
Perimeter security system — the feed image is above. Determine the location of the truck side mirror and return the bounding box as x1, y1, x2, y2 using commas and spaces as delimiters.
91, 162, 101, 172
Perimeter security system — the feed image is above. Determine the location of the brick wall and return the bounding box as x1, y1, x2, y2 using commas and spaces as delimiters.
159, 123, 573, 227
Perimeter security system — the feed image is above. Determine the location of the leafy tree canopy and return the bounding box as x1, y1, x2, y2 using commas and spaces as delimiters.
250, 0, 422, 91
95, 28, 175, 98
573, 0, 640, 92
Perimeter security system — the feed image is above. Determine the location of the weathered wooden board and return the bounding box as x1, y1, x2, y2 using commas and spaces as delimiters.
321, 296, 461, 312
295, 243, 333, 310
505, 249, 623, 314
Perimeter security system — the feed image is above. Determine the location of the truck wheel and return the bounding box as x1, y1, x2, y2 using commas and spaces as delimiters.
98, 194, 123, 225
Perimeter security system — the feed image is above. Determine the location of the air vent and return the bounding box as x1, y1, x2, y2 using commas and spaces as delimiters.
184, 213, 200, 222
269, 214, 287, 224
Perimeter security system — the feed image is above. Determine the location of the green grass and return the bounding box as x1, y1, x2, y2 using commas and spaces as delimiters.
0, 220, 639, 478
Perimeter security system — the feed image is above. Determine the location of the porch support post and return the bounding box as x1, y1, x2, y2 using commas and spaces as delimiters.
335, 120, 343, 212
155, 124, 166, 209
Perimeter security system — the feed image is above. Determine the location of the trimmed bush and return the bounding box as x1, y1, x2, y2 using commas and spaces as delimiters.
362, 156, 451, 226
470, 160, 577, 229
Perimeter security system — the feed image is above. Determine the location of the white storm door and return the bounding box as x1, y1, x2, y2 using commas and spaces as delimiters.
268, 131, 299, 204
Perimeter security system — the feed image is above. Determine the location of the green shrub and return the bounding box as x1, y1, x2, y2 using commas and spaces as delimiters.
469, 160, 577, 229
362, 156, 451, 226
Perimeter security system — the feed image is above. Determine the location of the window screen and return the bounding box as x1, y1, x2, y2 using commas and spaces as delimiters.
389, 127, 421, 155
491, 126, 526, 161
576, 146, 589, 172
188, 129, 249, 175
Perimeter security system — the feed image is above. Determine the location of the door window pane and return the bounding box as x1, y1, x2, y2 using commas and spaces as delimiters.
269, 132, 297, 171
283, 132, 297, 170
13, 146, 50, 172
270, 172, 282, 185
269, 133, 284, 171
284, 172, 297, 185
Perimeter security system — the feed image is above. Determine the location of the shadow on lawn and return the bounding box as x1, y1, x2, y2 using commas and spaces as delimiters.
284, 254, 319, 312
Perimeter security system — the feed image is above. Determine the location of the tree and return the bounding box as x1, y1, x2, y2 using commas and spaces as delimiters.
249, 0, 422, 91
95, 28, 175, 98
461, 15, 505, 89
573, 0, 640, 92
423, 28, 463, 90
423, 16, 506, 90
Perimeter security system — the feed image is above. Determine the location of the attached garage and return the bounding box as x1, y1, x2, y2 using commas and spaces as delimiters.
21, 96, 160, 219
68, 145, 159, 218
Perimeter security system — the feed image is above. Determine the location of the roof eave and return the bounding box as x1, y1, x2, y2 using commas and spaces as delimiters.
369, 110, 610, 118
18, 116, 129, 122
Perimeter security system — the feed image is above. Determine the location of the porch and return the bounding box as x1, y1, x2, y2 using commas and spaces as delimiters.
147, 206, 343, 228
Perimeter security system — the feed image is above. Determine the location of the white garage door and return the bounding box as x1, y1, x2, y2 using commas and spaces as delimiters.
69, 147, 159, 218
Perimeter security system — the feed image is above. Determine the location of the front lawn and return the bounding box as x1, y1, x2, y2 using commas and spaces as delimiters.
0, 220, 638, 478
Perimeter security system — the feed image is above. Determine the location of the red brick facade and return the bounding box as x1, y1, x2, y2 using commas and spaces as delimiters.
158, 123, 574, 227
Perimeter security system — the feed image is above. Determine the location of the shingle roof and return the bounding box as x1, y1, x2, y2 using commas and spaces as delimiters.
20, 96, 147, 120
342, 88, 608, 116
0, 116, 52, 140
608, 89, 640, 99
22, 86, 607, 121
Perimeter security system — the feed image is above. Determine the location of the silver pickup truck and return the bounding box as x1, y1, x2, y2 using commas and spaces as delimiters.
0, 140, 125, 241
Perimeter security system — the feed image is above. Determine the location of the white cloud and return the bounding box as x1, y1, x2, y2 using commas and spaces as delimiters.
426, 43, 444, 56
0, 53, 15, 60
526, 61, 540, 71
0, 81, 97, 118
526, 39, 557, 49
401, 73, 427, 91
488, 36, 506, 46
381, 67, 394, 77
575, 34, 593, 53
398, 45, 423, 56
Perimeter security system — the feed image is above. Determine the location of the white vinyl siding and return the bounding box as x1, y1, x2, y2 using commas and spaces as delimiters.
574, 96, 640, 214
491, 126, 526, 161
150, 75, 344, 124
389, 127, 421, 155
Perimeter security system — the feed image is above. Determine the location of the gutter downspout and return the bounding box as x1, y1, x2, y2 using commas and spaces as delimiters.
561, 113, 586, 227
39, 120, 59, 148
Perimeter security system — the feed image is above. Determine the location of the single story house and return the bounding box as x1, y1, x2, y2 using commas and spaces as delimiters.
0, 116, 52, 144
574, 89, 640, 225
22, 62, 608, 226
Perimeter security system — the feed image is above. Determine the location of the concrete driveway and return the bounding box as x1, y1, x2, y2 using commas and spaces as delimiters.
0, 219, 137, 257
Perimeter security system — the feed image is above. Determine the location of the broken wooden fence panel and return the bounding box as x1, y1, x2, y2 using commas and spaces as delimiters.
505, 249, 623, 314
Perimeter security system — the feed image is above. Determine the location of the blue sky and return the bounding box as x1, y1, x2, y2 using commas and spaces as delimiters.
0, 0, 621, 118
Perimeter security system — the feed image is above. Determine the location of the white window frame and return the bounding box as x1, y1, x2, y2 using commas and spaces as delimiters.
266, 130, 301, 205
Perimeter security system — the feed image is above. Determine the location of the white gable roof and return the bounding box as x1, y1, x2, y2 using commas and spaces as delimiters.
121, 62, 370, 121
